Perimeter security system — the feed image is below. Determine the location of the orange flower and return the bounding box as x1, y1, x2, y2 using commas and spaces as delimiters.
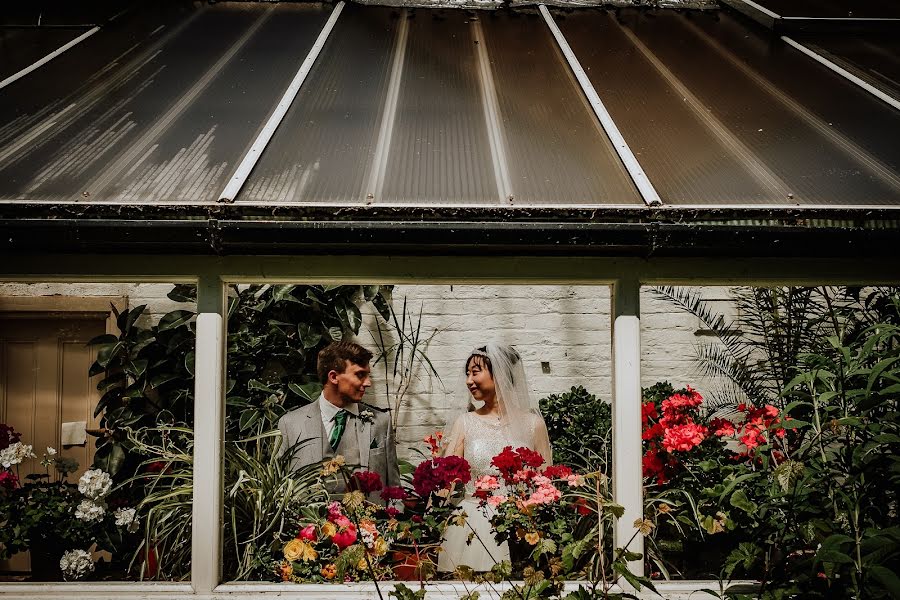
279, 561, 293, 581
524, 532, 540, 545
321, 563, 337, 579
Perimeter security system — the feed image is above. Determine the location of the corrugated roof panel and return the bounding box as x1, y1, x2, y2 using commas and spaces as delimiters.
237, 5, 398, 205
480, 12, 641, 206
0, 28, 86, 81
792, 33, 900, 101
561, 9, 900, 206
745, 0, 900, 18
557, 10, 776, 205
380, 10, 498, 204
0, 3, 329, 203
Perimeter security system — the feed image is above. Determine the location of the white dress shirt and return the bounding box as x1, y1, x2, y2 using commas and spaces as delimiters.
318, 393, 360, 447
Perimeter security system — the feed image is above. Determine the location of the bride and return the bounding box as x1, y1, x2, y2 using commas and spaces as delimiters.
437, 344, 552, 573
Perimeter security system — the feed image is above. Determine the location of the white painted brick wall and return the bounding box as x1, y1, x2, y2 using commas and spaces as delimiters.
0, 282, 737, 460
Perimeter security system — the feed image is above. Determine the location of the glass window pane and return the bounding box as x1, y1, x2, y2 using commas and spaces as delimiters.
0, 282, 195, 582
222, 283, 613, 584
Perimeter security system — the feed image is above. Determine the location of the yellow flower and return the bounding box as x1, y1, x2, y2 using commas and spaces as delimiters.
321, 563, 337, 579
357, 557, 371, 571
284, 539, 304, 561
657, 503, 672, 514
374, 537, 389, 557
321, 522, 337, 537
634, 518, 654, 536
322, 456, 346, 476
524, 532, 540, 545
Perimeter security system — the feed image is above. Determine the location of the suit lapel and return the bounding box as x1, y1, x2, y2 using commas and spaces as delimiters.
303, 401, 329, 461
359, 414, 372, 469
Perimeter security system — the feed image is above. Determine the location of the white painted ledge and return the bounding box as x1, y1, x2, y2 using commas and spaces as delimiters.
0, 579, 752, 599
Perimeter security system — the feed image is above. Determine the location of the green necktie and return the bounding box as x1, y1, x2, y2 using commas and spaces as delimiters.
330, 410, 350, 450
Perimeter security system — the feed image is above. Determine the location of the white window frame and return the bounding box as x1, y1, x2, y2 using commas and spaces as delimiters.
0, 254, 891, 599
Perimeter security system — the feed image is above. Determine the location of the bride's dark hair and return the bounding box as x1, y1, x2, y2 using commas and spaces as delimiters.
465, 345, 520, 380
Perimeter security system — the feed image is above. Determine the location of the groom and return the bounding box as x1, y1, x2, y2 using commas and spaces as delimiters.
277, 341, 401, 494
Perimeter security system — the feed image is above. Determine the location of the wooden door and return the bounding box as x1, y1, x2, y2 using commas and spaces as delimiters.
0, 316, 105, 574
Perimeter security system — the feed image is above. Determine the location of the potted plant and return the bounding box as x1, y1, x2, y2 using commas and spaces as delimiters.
0, 424, 138, 581
384, 434, 470, 581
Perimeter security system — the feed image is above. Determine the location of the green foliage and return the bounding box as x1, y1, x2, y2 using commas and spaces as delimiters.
124, 426, 329, 580
88, 283, 391, 579
540, 386, 612, 471
390, 583, 428, 600
88, 284, 393, 480
652, 286, 900, 598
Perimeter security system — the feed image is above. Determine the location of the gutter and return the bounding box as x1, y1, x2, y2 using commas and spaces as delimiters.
2, 216, 898, 258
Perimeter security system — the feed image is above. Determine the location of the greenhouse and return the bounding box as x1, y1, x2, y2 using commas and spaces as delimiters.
0, 0, 898, 598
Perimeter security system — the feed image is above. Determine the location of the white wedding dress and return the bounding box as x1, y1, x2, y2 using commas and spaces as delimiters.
437, 412, 548, 573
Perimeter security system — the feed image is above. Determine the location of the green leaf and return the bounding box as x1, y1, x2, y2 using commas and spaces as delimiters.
327, 326, 343, 342
185, 351, 195, 376
363, 285, 379, 301
869, 566, 900, 598
288, 382, 322, 402
93, 443, 126, 476
248, 379, 277, 393
297, 323, 322, 349
372, 291, 392, 322
272, 285, 296, 302
87, 334, 119, 346
730, 489, 758, 514
157, 310, 194, 333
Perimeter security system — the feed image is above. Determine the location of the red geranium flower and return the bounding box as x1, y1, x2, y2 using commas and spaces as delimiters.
350, 470, 383, 494
542, 465, 573, 480
380, 485, 408, 501
412, 456, 471, 497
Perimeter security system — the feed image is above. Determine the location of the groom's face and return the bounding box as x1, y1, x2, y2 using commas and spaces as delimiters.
331, 360, 372, 404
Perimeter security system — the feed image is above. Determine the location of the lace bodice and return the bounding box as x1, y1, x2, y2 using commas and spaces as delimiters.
463, 412, 535, 481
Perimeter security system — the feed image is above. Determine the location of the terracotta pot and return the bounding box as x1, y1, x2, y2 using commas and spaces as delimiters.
391, 546, 438, 581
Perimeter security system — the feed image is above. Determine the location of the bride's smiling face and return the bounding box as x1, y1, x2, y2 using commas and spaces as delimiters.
466, 356, 496, 403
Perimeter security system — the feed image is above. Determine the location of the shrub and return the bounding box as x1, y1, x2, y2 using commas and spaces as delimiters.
539, 386, 611, 471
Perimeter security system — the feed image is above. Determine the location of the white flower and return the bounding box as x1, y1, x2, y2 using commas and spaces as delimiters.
75, 499, 106, 523
46, 447, 57, 457
0, 442, 35, 468
359, 409, 375, 423
114, 507, 139, 532
78, 468, 113, 499
59, 549, 94, 580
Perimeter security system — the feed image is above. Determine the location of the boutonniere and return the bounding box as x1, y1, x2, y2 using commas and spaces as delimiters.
359, 409, 375, 424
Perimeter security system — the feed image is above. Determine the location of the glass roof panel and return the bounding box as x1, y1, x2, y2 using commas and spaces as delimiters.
379, 10, 498, 205
0, 28, 86, 81
0, 3, 329, 203
559, 9, 900, 206
479, 11, 641, 205
238, 5, 399, 205
792, 32, 900, 101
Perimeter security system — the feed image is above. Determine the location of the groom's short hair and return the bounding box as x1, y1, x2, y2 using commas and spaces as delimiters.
317, 341, 373, 383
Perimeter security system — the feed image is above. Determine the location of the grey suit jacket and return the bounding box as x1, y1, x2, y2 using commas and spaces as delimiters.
277, 400, 401, 490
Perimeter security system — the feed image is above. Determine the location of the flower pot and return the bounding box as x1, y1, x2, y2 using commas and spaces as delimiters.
391, 546, 438, 581
28, 538, 64, 582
